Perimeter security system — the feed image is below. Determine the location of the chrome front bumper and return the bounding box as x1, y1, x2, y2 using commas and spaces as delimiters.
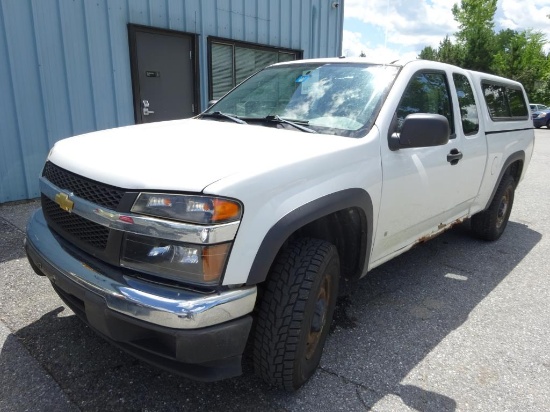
25, 209, 257, 330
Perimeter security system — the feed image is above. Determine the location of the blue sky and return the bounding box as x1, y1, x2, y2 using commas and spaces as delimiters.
342, 0, 550, 61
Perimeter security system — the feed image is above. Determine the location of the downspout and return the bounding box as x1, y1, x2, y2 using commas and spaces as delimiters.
338, 0, 345, 56
310, 4, 317, 58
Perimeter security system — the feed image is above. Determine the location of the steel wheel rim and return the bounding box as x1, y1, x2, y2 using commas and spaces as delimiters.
305, 274, 331, 360
496, 190, 510, 229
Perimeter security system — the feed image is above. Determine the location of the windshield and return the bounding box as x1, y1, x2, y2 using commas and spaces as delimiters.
204, 63, 400, 137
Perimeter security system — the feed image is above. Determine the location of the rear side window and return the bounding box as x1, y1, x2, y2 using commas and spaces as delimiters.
453, 74, 479, 135
482, 82, 528, 120
507, 89, 529, 117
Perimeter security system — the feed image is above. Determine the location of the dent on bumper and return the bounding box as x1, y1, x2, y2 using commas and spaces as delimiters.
25, 209, 257, 330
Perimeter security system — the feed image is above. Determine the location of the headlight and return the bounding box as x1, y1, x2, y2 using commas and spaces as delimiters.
126, 193, 241, 285
121, 233, 231, 285
131, 193, 242, 224
536, 112, 548, 118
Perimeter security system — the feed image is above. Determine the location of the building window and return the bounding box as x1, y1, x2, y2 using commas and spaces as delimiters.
209, 38, 302, 100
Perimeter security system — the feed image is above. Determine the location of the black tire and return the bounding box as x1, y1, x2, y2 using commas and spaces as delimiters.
471, 174, 515, 241
253, 238, 340, 391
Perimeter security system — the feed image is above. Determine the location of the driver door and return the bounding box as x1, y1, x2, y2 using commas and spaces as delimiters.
371, 70, 466, 264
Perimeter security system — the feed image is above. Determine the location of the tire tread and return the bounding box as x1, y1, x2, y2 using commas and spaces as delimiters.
471, 174, 515, 241
253, 238, 337, 391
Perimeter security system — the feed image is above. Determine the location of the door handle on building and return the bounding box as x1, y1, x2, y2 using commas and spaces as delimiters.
142, 100, 155, 116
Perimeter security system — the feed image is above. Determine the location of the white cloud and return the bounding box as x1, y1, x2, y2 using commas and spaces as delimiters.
343, 0, 550, 57
344, 0, 458, 51
499, 0, 550, 29
498, 0, 550, 51
342, 30, 419, 62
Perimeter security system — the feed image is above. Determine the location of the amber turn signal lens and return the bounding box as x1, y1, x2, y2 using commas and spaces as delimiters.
212, 199, 241, 222
202, 243, 231, 282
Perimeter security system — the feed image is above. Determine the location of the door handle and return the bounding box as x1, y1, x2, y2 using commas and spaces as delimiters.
447, 148, 463, 165
142, 100, 155, 116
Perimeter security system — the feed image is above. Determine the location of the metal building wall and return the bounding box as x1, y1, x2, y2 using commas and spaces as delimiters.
0, 0, 344, 203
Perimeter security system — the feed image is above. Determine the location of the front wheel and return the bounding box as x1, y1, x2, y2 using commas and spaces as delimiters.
253, 238, 340, 391
471, 174, 516, 241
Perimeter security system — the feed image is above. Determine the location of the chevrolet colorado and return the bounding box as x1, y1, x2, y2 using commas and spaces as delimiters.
26, 58, 535, 390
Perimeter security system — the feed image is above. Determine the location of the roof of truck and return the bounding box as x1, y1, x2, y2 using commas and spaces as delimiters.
272, 57, 526, 89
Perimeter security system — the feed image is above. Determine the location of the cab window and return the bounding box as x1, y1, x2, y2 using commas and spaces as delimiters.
453, 73, 479, 135
396, 72, 454, 136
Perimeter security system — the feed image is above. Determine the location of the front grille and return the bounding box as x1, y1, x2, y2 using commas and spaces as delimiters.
42, 195, 109, 250
43, 162, 124, 210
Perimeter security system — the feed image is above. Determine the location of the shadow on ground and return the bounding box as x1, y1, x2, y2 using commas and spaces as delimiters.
323, 221, 541, 410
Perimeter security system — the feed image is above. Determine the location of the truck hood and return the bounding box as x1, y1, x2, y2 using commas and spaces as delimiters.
48, 119, 354, 193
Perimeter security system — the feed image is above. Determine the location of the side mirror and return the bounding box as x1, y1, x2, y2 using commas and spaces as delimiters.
389, 113, 450, 151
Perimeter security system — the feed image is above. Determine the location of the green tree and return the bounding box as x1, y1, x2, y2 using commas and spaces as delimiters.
416, 0, 550, 103
452, 0, 497, 71
419, 37, 463, 65
419, 46, 438, 61
492, 30, 550, 102
438, 36, 464, 66
492, 29, 525, 79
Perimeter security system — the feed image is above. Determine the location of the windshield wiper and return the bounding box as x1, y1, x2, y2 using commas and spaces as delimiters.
201, 111, 247, 124
264, 115, 316, 133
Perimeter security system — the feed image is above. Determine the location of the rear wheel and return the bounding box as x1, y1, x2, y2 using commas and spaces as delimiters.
471, 174, 515, 241
253, 238, 339, 391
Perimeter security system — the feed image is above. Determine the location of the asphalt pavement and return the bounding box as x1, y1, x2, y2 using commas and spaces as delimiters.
1, 129, 549, 411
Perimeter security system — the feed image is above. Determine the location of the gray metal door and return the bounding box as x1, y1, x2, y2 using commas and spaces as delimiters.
131, 27, 197, 123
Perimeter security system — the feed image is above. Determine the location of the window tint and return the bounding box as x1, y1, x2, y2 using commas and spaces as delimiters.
209, 39, 300, 100
396, 72, 454, 135
482, 82, 528, 120
507, 88, 528, 117
453, 73, 479, 135
483, 84, 508, 117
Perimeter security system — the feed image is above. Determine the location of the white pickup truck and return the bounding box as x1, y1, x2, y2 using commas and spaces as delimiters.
26, 58, 534, 391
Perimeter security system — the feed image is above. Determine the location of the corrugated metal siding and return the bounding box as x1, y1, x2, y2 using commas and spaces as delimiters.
0, 0, 343, 203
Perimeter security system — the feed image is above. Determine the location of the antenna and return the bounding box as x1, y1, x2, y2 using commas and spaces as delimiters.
384, 0, 390, 60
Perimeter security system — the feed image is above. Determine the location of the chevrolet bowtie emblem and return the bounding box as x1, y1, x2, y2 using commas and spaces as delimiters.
54, 193, 74, 213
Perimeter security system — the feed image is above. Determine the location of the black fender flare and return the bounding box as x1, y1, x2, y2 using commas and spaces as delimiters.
484, 150, 525, 210
245, 188, 373, 285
